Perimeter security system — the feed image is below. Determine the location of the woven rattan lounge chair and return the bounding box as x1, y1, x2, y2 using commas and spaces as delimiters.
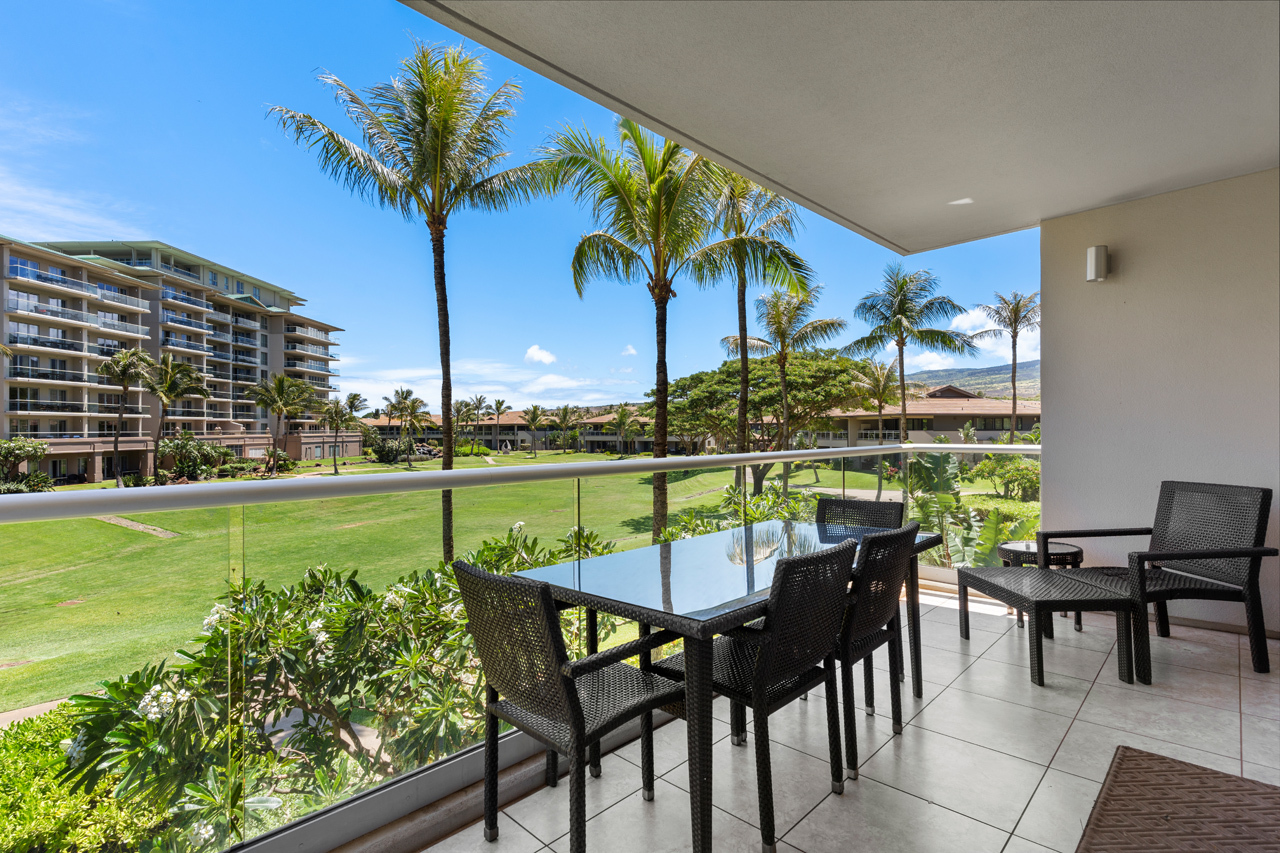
816, 497, 906, 716
454, 561, 684, 853
651, 536, 858, 853
1047, 481, 1277, 681
837, 523, 919, 775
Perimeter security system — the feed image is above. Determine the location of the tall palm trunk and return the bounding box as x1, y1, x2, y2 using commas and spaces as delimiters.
779, 352, 791, 495
1009, 335, 1018, 444
652, 295, 669, 542
113, 392, 125, 488
431, 225, 455, 564
154, 408, 167, 476
332, 423, 340, 475
735, 257, 749, 468
875, 407, 885, 501
897, 339, 909, 503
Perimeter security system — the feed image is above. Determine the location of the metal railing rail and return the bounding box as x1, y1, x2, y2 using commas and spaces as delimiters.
0, 443, 1040, 524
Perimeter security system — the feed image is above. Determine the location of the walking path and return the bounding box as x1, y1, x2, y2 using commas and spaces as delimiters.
95, 516, 179, 538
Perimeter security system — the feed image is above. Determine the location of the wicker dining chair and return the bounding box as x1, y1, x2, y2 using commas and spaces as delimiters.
816, 497, 906, 716
1048, 481, 1277, 682
836, 523, 919, 777
454, 561, 683, 853
650, 537, 858, 853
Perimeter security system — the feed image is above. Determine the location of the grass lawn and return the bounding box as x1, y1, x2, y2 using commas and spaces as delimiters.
0, 452, 739, 711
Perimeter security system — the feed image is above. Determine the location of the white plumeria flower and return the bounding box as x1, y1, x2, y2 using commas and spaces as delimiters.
512, 521, 525, 532
202, 603, 231, 634
314, 631, 330, 647
384, 591, 406, 610
191, 820, 215, 843
306, 619, 324, 634
138, 685, 176, 721
64, 731, 89, 767
176, 688, 193, 703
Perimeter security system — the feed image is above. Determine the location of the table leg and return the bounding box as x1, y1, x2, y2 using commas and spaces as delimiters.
907, 555, 923, 699
684, 636, 714, 853
1028, 608, 1045, 687
586, 609, 601, 777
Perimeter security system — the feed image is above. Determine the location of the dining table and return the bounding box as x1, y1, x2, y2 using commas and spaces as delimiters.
516, 519, 942, 853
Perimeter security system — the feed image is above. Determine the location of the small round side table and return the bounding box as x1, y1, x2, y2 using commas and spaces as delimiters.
998, 540, 1086, 634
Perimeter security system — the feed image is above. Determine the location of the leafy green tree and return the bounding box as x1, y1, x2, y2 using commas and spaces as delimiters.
273, 42, 536, 563
491, 398, 512, 451
550, 404, 578, 452
603, 407, 642, 457
96, 348, 155, 488
142, 353, 210, 468
523, 404, 547, 456
381, 387, 415, 464
848, 359, 925, 499
246, 374, 315, 476
0, 435, 49, 481
469, 394, 491, 454
315, 398, 358, 475
972, 290, 1041, 443
722, 285, 846, 492
400, 395, 432, 468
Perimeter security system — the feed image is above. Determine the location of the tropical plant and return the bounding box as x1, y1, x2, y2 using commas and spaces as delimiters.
452, 399, 472, 449
273, 43, 536, 563
142, 353, 211, 462
0, 435, 49, 482
315, 398, 358, 475
491, 398, 512, 452
703, 171, 815, 457
399, 394, 432, 467
722, 284, 846, 492
550, 404, 578, 452
603, 407, 642, 456
847, 359, 925, 499
380, 387, 414, 464
246, 374, 316, 476
972, 290, 1041, 443
469, 394, 491, 454
536, 117, 730, 541
96, 348, 156, 488
523, 404, 547, 456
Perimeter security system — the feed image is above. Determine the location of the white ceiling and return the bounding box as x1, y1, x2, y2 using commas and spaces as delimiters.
407, 0, 1279, 254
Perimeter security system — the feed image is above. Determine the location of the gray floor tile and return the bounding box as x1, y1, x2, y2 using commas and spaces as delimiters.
1013, 769, 1102, 853
1242, 672, 1280, 720
1161, 623, 1245, 648
922, 598, 1018, 635
859, 726, 1046, 831
612, 716, 731, 778
546, 779, 800, 853
846, 661, 947, 723
663, 737, 838, 837
874, 642, 978, 685
502, 754, 642, 843
950, 658, 1092, 718
1244, 761, 1280, 785
918, 618, 1008, 656
982, 633, 1111, 682
1145, 633, 1241, 676
748, 692, 894, 766
1102, 649, 1242, 712
1242, 713, 1280, 769
1076, 683, 1241, 758
1003, 837, 1061, 853
1240, 639, 1279, 682
1049, 719, 1242, 783
912, 688, 1074, 765
426, 812, 544, 853
784, 776, 1008, 852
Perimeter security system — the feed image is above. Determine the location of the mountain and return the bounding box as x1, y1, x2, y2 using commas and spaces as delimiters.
905, 360, 1040, 399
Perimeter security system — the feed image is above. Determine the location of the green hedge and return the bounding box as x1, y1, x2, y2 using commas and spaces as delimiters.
962, 493, 1042, 524
0, 705, 166, 853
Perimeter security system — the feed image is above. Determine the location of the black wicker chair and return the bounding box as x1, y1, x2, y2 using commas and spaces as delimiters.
651, 537, 858, 853
815, 497, 906, 717
1047, 481, 1277, 681
837, 523, 919, 777
454, 561, 684, 853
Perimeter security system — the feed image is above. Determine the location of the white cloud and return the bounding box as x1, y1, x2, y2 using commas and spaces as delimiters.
949, 309, 1041, 364
950, 308, 992, 334
611, 366, 634, 374
524, 344, 557, 365
620, 345, 637, 356
0, 164, 144, 240
903, 351, 958, 372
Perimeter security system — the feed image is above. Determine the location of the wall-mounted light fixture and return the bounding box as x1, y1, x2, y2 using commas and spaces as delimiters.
1086, 245, 1109, 282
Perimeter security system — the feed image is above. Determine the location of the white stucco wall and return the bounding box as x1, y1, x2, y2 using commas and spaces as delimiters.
1041, 168, 1280, 635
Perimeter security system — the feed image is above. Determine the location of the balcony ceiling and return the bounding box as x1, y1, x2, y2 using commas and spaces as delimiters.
410, 0, 1280, 253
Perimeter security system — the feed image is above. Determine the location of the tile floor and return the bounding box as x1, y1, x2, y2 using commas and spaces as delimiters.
425, 594, 1280, 853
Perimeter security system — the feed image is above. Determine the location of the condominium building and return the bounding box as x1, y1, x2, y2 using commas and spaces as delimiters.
2, 236, 359, 482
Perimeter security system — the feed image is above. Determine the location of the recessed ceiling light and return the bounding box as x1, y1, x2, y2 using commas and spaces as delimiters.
948, 198, 974, 205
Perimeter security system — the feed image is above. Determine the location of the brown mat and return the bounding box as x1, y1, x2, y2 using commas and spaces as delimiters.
1077, 745, 1280, 852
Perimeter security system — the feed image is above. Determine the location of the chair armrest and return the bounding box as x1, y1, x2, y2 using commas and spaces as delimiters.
561, 629, 680, 679
724, 622, 771, 646
1133, 547, 1279, 565
1036, 528, 1154, 570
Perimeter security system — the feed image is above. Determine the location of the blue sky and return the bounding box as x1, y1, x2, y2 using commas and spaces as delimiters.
0, 0, 1039, 410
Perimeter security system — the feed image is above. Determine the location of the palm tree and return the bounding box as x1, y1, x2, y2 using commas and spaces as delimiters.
536, 117, 731, 540
524, 404, 547, 456
96, 348, 155, 487
345, 392, 369, 419
247, 374, 316, 476
142, 353, 210, 471
469, 394, 491, 454
972, 291, 1041, 443
401, 395, 431, 468
316, 397, 358, 475
723, 285, 846, 493
604, 407, 641, 457
849, 261, 976, 451
848, 360, 925, 500
551, 404, 578, 453
382, 387, 414, 463
491, 398, 512, 452
453, 399, 473, 453
704, 171, 815, 457
272, 43, 536, 563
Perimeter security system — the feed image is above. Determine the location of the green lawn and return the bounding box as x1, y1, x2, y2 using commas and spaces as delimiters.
0, 452, 738, 711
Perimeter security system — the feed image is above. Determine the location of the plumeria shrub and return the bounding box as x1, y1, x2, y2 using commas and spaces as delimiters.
59, 523, 619, 850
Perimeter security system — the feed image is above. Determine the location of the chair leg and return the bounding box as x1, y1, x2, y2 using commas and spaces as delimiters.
1243, 583, 1271, 673
863, 655, 875, 716
1075, 611, 1083, 632
1017, 609, 1024, 628
888, 617, 904, 734
840, 654, 858, 778
958, 583, 970, 639
1155, 601, 1171, 638
1042, 609, 1054, 640
484, 689, 499, 842
1115, 609, 1134, 684
1028, 609, 1045, 686
545, 748, 559, 787
569, 744, 587, 853
641, 711, 655, 800
588, 741, 601, 778
824, 658, 844, 794
730, 700, 748, 746
1132, 603, 1153, 685
752, 707, 777, 853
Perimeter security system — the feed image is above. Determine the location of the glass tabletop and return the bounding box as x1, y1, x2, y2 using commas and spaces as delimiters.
517, 520, 935, 626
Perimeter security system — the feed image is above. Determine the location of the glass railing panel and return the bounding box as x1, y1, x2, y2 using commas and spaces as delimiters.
0, 505, 236, 853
